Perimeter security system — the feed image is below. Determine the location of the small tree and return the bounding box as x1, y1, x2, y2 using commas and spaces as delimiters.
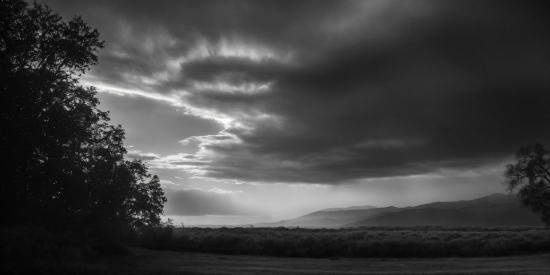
0, 0, 167, 239
503, 144, 550, 229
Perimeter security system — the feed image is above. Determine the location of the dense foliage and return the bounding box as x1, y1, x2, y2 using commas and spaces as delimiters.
504, 144, 550, 228
0, 0, 166, 240
140, 226, 550, 258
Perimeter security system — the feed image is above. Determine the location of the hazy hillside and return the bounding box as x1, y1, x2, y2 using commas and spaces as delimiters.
345, 194, 542, 227
409, 193, 520, 210
255, 193, 543, 228
345, 204, 541, 227
254, 207, 401, 227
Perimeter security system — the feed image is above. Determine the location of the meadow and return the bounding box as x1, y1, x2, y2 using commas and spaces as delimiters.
140, 226, 550, 258
3, 226, 549, 274
113, 247, 550, 275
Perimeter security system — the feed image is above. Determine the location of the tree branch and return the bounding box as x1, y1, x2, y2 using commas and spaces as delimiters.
535, 163, 550, 183
55, 57, 67, 75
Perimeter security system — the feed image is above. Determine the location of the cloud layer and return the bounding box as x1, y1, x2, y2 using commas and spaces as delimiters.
46, 0, 549, 184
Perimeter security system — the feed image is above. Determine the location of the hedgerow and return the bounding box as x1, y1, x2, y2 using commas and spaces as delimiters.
139, 226, 549, 258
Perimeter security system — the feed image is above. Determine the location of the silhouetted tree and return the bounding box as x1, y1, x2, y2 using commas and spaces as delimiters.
0, 0, 166, 237
504, 144, 550, 229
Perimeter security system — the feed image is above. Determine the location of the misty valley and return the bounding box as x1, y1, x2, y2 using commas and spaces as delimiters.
253, 193, 543, 228
139, 193, 549, 258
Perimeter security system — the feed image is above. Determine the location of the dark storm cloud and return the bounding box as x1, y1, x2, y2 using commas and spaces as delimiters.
163, 188, 253, 216
191, 1, 548, 183
41, 0, 549, 183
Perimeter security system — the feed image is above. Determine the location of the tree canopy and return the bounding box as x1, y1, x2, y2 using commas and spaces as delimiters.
503, 143, 550, 228
0, 0, 166, 236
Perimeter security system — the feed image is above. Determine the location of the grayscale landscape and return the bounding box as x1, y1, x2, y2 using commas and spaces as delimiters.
1, 0, 548, 274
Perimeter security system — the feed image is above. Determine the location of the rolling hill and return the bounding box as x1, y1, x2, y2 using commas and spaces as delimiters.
254, 193, 543, 228
254, 207, 401, 227
345, 202, 541, 227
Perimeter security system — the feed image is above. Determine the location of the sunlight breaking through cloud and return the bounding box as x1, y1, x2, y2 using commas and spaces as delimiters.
183, 36, 294, 64
190, 80, 273, 95
68, 0, 547, 185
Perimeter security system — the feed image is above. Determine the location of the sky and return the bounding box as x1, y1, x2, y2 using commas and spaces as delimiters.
38, 0, 549, 225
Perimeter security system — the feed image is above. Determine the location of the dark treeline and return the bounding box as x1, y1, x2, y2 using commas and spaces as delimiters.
1, 0, 167, 273
1, 0, 166, 239
140, 226, 550, 258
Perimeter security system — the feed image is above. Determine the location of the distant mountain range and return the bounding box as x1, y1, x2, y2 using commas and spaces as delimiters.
320, 205, 377, 211
254, 193, 543, 228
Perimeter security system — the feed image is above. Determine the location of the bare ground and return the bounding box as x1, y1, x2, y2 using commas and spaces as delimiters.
108, 248, 550, 275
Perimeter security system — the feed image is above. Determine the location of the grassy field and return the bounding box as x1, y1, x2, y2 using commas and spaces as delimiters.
110, 247, 550, 275
140, 226, 550, 258
3, 226, 548, 274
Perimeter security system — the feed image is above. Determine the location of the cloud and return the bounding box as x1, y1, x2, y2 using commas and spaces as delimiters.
163, 188, 252, 216
208, 188, 242, 194
160, 179, 177, 185
45, 0, 549, 184
96, 92, 222, 156
125, 150, 160, 161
